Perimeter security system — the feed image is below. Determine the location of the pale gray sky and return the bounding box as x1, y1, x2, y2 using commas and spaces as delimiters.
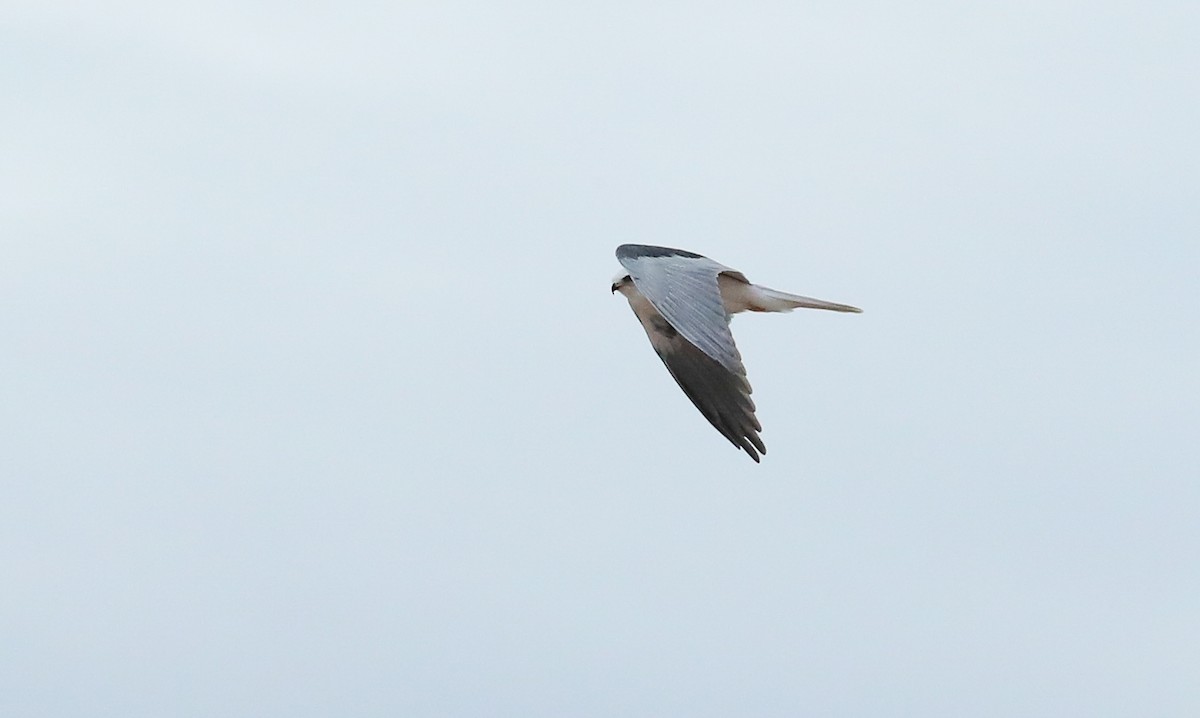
3, 1, 1198, 716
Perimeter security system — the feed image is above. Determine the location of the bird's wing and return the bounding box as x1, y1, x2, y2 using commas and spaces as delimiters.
616, 244, 764, 461
615, 244, 742, 372
637, 307, 765, 462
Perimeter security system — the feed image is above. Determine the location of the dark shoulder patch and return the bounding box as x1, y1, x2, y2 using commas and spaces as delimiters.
616, 244, 705, 261
648, 315, 678, 338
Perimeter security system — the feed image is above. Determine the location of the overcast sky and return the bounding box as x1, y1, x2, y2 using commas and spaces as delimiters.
3, 1, 1198, 716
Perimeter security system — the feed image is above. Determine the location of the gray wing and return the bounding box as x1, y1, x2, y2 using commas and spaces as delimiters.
616, 244, 743, 373
617, 245, 764, 461
639, 308, 765, 462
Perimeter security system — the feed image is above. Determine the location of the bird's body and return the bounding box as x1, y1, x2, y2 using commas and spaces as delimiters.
612, 244, 860, 462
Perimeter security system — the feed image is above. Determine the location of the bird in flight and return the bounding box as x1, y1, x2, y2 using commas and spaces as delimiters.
612, 244, 861, 462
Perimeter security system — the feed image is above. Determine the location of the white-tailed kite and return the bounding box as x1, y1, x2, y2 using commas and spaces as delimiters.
612, 244, 861, 462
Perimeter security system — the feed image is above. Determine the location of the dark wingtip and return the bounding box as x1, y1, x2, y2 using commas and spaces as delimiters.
616, 244, 705, 260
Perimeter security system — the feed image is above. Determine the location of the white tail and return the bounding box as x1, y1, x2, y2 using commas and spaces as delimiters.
750, 285, 863, 313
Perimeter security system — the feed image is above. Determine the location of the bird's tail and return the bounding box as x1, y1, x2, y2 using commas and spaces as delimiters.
749, 285, 863, 313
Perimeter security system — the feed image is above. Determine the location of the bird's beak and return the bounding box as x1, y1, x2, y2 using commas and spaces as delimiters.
611, 283, 618, 294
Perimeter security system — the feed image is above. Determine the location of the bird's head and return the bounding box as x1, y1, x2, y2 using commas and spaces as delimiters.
611, 273, 632, 295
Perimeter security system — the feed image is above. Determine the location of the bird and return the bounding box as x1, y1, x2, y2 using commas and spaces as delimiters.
612, 244, 861, 462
